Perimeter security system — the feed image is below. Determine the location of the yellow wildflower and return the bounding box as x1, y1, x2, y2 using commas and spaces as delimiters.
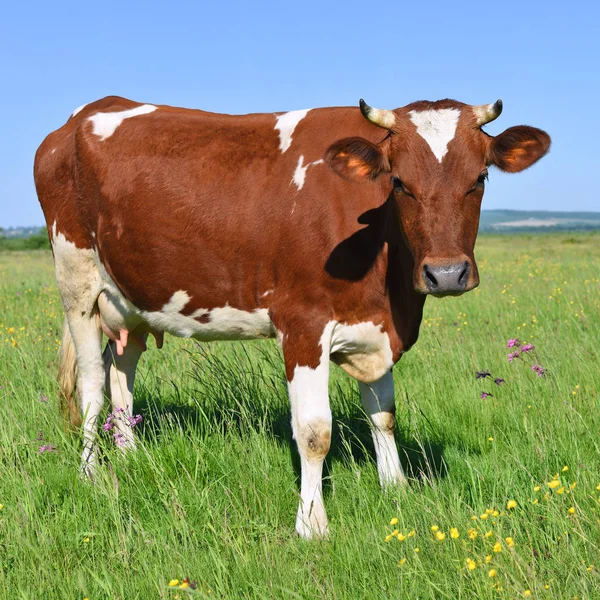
568, 507, 575, 514
435, 531, 446, 541
168, 580, 180, 587
587, 566, 593, 572
596, 484, 600, 491
493, 542, 502, 553
407, 530, 415, 537
430, 525, 439, 532
83, 537, 90, 544
484, 530, 492, 538
562, 465, 569, 472
533, 485, 541, 492
391, 529, 399, 537
505, 537, 515, 547
557, 487, 565, 494
548, 480, 560, 489
507, 500, 517, 510
485, 555, 492, 563
488, 569, 497, 578
480, 513, 489, 520
385, 535, 392, 542
492, 510, 499, 517
398, 558, 407, 567
179, 582, 189, 590
397, 533, 406, 541
523, 591, 531, 598
570, 482, 577, 490
532, 499, 539, 505
390, 517, 399, 526
7, 327, 14, 334
467, 528, 478, 540
465, 558, 477, 571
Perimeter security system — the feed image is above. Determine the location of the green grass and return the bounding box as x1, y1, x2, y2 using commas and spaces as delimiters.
1, 234, 599, 599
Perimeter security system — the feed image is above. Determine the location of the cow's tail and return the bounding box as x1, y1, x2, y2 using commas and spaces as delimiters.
58, 316, 82, 429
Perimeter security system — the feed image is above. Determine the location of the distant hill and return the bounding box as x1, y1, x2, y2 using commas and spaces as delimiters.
479, 210, 600, 233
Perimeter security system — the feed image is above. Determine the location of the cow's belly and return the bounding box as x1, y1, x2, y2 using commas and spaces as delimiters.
97, 265, 275, 343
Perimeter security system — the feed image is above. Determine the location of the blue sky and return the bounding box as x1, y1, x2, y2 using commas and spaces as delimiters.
1, 0, 598, 227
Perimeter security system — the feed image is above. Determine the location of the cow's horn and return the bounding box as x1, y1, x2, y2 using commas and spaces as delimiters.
473, 99, 503, 126
359, 99, 396, 129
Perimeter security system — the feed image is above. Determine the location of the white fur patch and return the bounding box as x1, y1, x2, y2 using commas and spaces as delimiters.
88, 104, 157, 141
409, 108, 460, 162
275, 109, 310, 153
291, 155, 324, 190
71, 103, 88, 118
330, 320, 394, 383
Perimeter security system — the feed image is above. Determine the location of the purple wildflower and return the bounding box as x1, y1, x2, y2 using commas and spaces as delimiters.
127, 414, 143, 428
115, 407, 125, 414
494, 377, 505, 386
508, 350, 520, 362
103, 413, 114, 431
39, 444, 57, 453
113, 431, 126, 448
532, 364, 546, 377
36, 431, 45, 441
39, 393, 48, 403
507, 338, 520, 349
476, 371, 491, 380
481, 392, 494, 399
521, 344, 534, 353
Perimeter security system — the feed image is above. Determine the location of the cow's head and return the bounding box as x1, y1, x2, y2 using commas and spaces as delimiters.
325, 99, 550, 296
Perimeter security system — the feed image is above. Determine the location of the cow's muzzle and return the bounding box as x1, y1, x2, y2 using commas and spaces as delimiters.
419, 258, 476, 296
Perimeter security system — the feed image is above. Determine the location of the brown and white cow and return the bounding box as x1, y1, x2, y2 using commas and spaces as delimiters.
34, 96, 550, 538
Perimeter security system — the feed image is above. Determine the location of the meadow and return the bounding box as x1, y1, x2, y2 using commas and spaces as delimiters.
0, 233, 599, 599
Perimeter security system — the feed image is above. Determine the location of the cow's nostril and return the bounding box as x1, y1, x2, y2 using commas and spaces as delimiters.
458, 261, 470, 285
423, 265, 438, 288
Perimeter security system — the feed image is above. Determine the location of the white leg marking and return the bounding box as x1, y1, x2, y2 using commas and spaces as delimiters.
88, 104, 157, 141
288, 323, 335, 539
359, 371, 406, 486
104, 339, 145, 450
409, 108, 460, 162
275, 109, 310, 153
51, 223, 105, 476
291, 155, 324, 191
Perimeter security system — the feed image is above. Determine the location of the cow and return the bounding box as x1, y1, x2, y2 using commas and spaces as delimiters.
34, 96, 550, 538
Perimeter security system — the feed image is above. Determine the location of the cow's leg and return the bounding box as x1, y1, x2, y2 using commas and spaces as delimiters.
65, 311, 105, 477
103, 336, 146, 450
359, 371, 406, 487
51, 235, 105, 477
282, 325, 333, 539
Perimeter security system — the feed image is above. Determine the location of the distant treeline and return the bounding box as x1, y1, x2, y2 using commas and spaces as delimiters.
0, 228, 51, 251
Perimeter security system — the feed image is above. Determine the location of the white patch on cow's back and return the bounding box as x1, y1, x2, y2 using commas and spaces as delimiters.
292, 156, 324, 191
88, 104, 157, 141
275, 109, 310, 153
330, 320, 394, 383
71, 103, 88, 118
409, 108, 460, 162
50, 148, 56, 154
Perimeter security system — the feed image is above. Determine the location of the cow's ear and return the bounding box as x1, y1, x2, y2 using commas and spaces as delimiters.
487, 126, 551, 173
325, 137, 390, 182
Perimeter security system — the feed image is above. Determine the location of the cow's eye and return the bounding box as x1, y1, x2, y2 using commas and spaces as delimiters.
392, 176, 414, 197
468, 170, 488, 194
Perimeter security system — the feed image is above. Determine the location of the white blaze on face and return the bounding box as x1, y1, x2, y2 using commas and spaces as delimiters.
88, 104, 158, 141
409, 108, 461, 162
292, 155, 324, 190
275, 109, 310, 153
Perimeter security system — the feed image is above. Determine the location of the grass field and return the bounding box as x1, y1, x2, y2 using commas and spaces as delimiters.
1, 233, 599, 599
